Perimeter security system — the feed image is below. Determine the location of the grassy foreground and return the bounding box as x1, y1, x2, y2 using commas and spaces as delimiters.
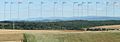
24, 31, 120, 42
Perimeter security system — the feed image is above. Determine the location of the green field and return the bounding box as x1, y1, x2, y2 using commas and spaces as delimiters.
24, 31, 120, 42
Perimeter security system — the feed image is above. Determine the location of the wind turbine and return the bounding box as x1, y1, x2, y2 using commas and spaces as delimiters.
40, 2, 44, 17
53, 2, 57, 17
78, 3, 84, 29
4, 2, 8, 21
96, 2, 100, 16
61, 2, 66, 30
87, 2, 92, 16
10, 2, 13, 21
18, 2, 22, 19
10, 2, 15, 29
62, 2, 66, 17
81, 2, 85, 17
73, 2, 78, 17
78, 3, 84, 17
78, 4, 80, 17
105, 2, 109, 17
3, 2, 8, 29
113, 2, 117, 17
70, 2, 78, 30
28, 1, 33, 20
106, 2, 109, 16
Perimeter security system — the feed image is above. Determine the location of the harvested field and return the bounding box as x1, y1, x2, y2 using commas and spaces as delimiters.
0, 30, 84, 42
92, 25, 120, 29
0, 41, 22, 42
0, 30, 24, 42
0, 33, 23, 41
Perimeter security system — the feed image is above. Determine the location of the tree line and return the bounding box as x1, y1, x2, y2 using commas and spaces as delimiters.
0, 20, 120, 30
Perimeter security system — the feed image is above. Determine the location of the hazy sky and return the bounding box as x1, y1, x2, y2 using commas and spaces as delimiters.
0, 0, 120, 20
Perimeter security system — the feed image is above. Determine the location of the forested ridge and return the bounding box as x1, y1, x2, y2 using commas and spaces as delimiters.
0, 20, 120, 30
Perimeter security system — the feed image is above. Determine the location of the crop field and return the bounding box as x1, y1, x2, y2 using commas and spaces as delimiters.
24, 31, 120, 42
0, 30, 120, 42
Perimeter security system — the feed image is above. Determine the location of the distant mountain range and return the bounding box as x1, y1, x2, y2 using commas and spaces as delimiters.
3, 16, 120, 22
25, 16, 120, 22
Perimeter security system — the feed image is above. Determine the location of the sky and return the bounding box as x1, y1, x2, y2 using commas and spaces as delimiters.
0, 0, 120, 20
